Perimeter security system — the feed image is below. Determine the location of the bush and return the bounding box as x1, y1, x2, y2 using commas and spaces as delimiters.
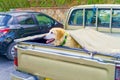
0, 0, 120, 11
0, 0, 30, 11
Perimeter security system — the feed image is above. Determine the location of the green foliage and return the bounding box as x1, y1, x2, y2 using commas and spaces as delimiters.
114, 0, 120, 3
88, 0, 92, 4
56, 0, 66, 6
77, 0, 81, 3
0, 0, 30, 11
30, 0, 72, 7
29, 0, 120, 7
0, 0, 120, 11
55, 0, 72, 7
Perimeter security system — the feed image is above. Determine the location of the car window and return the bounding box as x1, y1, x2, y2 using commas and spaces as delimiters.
85, 9, 96, 27
98, 9, 110, 27
0, 15, 5, 24
17, 15, 35, 25
112, 9, 120, 28
35, 14, 54, 27
0, 15, 11, 26
7, 17, 14, 25
68, 9, 83, 26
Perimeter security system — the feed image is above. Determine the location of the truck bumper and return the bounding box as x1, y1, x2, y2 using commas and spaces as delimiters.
11, 70, 38, 80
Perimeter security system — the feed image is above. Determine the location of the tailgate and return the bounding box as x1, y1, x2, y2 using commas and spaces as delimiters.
16, 42, 116, 80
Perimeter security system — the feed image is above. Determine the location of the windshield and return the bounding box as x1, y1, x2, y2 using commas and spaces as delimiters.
0, 14, 11, 26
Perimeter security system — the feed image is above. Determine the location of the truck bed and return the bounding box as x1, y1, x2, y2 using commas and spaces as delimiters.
15, 37, 120, 80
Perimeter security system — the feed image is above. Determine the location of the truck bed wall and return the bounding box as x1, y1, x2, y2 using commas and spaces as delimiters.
16, 41, 115, 80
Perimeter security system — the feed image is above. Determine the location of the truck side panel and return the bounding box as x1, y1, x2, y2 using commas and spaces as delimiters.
17, 46, 115, 80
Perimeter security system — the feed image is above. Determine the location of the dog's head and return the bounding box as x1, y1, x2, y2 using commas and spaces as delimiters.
44, 28, 65, 45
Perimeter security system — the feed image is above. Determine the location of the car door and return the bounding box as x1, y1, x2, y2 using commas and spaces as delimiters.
16, 14, 40, 37
34, 13, 56, 34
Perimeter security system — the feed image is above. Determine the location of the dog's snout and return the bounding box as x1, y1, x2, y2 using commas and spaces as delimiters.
43, 34, 51, 39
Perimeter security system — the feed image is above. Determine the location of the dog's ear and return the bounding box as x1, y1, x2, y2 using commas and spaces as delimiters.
56, 29, 65, 40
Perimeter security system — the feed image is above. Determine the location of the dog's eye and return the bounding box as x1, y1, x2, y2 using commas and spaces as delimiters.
51, 32, 53, 34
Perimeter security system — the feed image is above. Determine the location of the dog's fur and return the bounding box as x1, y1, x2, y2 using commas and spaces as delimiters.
44, 28, 81, 48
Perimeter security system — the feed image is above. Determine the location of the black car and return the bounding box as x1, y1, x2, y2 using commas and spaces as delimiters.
0, 11, 63, 60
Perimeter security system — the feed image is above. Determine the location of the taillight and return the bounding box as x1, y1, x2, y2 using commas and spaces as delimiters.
115, 66, 120, 80
14, 57, 18, 66
14, 46, 18, 66
0, 28, 10, 37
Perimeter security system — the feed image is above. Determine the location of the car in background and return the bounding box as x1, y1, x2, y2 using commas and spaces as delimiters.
0, 11, 63, 60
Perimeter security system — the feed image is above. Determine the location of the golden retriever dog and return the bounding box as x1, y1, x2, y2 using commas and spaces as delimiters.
44, 28, 81, 48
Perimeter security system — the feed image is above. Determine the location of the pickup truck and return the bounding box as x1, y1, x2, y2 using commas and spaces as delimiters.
11, 4, 120, 80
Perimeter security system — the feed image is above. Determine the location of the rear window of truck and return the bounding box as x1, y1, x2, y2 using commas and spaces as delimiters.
68, 6, 120, 33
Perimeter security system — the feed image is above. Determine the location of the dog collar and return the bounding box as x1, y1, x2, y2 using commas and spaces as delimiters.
60, 33, 68, 46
